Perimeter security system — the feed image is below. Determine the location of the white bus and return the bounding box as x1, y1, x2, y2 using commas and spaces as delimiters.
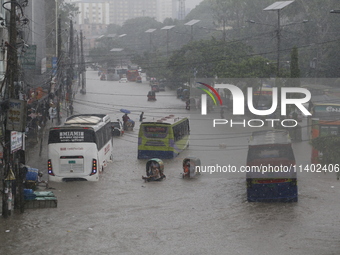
47, 114, 113, 182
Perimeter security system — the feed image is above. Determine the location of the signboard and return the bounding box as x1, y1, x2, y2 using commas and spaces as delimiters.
41, 57, 46, 74
6, 99, 27, 132
11, 131, 23, 153
315, 105, 340, 113
59, 131, 85, 142
52, 57, 57, 75
21, 45, 37, 70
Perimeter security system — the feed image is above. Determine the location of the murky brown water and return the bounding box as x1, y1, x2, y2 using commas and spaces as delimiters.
1, 71, 340, 255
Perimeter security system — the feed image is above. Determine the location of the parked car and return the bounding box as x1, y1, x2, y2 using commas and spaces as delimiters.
111, 120, 124, 136
151, 84, 159, 92
119, 78, 128, 83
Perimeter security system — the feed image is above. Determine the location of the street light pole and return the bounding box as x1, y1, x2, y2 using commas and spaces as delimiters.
55, 0, 58, 57
277, 10, 281, 77
145, 29, 156, 51
184, 19, 200, 42
161, 26, 175, 57
263, 1, 294, 77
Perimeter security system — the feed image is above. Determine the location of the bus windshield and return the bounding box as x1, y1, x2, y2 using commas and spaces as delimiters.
247, 145, 295, 163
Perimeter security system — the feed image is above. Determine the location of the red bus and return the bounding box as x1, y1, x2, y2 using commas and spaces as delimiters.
126, 70, 139, 82
309, 103, 340, 163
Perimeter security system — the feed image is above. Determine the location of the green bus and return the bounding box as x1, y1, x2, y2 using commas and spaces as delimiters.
138, 115, 190, 159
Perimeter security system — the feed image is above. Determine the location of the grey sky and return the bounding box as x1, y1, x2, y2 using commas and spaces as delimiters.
186, 0, 204, 9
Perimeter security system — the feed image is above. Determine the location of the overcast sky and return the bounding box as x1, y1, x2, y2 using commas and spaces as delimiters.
186, 0, 204, 9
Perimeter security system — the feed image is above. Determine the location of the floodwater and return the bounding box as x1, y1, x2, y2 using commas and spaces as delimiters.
1, 71, 340, 255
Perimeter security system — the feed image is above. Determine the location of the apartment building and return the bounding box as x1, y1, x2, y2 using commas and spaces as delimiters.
69, 0, 178, 25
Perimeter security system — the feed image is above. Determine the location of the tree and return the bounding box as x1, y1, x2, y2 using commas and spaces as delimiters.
166, 38, 273, 86
311, 135, 340, 168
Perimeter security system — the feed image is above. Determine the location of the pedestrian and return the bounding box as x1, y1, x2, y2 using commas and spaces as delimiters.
220, 107, 225, 119
49, 104, 57, 123
37, 172, 49, 189
122, 113, 130, 130
139, 112, 144, 122
69, 103, 74, 115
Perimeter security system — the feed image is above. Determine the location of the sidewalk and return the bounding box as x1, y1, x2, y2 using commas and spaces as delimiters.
25, 105, 68, 183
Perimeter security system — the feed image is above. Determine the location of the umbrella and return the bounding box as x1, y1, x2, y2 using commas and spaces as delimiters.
120, 109, 131, 114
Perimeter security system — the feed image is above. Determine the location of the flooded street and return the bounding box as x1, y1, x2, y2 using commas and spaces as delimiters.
1, 71, 340, 255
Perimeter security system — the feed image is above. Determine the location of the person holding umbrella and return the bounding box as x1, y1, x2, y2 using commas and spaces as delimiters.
120, 109, 134, 131
122, 113, 130, 128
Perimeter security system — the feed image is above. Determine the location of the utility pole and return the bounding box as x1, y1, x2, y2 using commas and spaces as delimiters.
56, 15, 62, 125
80, 30, 86, 94
66, 20, 74, 116
2, 1, 19, 218
276, 9, 281, 77
76, 33, 81, 89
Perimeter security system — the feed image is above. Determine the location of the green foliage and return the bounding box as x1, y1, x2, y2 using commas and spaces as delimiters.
311, 136, 340, 165
59, 2, 79, 20
166, 39, 273, 82
86, 0, 340, 80
107, 24, 121, 35
88, 47, 119, 67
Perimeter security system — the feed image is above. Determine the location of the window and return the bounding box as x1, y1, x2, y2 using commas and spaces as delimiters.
173, 119, 190, 142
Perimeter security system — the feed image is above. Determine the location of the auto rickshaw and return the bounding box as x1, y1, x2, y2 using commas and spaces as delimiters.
142, 158, 166, 182
181, 89, 189, 101
100, 73, 106, 80
147, 91, 156, 101
182, 157, 201, 178
151, 84, 160, 92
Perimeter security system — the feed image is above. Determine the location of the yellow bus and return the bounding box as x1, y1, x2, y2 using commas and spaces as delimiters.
138, 115, 190, 159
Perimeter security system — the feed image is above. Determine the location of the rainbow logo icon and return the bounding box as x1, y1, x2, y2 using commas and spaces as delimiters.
197, 82, 223, 115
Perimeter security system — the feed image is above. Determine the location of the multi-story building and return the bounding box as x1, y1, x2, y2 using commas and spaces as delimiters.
71, 0, 110, 25
69, 0, 180, 26
109, 0, 157, 25
158, 0, 176, 22
24, 0, 47, 86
